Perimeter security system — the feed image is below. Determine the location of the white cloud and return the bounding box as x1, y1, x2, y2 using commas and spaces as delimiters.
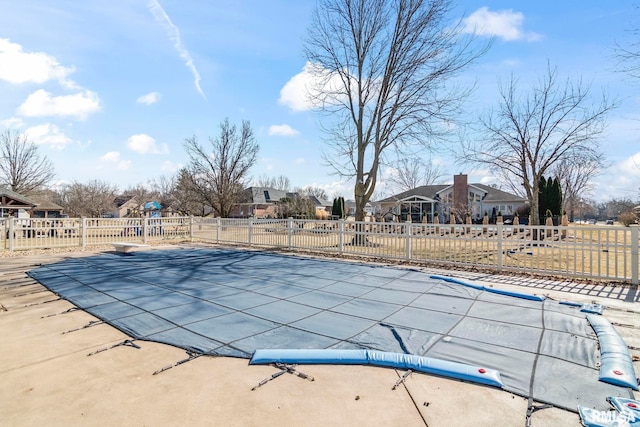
101, 151, 121, 162
118, 160, 133, 170
24, 123, 72, 150
462, 7, 541, 42
294, 157, 305, 164
100, 151, 131, 170
619, 151, 640, 176
160, 160, 182, 173
0, 117, 25, 129
279, 62, 346, 112
127, 133, 169, 154
0, 39, 76, 87
17, 89, 101, 120
268, 124, 299, 136
147, 0, 205, 99
136, 91, 161, 105
316, 180, 350, 199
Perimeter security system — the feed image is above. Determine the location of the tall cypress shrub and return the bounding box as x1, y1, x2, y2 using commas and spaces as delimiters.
331, 198, 339, 218
538, 176, 548, 220
551, 177, 562, 215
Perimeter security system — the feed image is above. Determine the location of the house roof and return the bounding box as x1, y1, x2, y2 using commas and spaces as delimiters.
471, 184, 527, 203
114, 196, 137, 208
376, 185, 448, 203
307, 195, 332, 208
29, 196, 63, 211
377, 183, 526, 204
0, 187, 39, 208
240, 187, 300, 204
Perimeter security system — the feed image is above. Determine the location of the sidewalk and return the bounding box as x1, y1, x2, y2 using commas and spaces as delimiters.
0, 246, 637, 426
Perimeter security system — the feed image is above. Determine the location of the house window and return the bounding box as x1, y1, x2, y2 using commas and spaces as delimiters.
497, 205, 513, 215
264, 191, 270, 202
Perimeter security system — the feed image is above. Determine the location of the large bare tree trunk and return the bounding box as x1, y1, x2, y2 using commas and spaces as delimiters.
304, 0, 485, 245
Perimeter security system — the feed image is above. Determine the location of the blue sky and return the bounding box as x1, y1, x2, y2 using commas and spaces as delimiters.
0, 1, 638, 201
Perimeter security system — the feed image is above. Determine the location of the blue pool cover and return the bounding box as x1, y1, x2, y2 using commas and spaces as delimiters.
28, 247, 637, 412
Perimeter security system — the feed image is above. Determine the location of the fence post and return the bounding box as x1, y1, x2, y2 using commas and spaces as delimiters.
8, 217, 14, 252
216, 217, 220, 242
287, 218, 293, 248
189, 216, 194, 242
338, 219, 344, 254
496, 223, 503, 272
631, 225, 639, 286
405, 223, 411, 261
81, 217, 87, 248
248, 218, 253, 246
143, 218, 148, 244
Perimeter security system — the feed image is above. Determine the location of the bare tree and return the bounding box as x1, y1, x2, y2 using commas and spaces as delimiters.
254, 174, 291, 191
275, 195, 316, 219
551, 154, 603, 221
462, 65, 615, 225
388, 157, 445, 192
295, 185, 329, 200
614, 10, 640, 80
183, 119, 259, 218
57, 180, 118, 217
149, 175, 177, 211
0, 129, 56, 195
305, 0, 484, 229
172, 168, 208, 216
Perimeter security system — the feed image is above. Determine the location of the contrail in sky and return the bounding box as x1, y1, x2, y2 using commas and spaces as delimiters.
147, 0, 206, 99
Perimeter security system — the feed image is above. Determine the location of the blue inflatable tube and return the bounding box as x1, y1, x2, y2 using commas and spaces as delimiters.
587, 314, 639, 391
429, 275, 546, 301
250, 349, 503, 388
429, 275, 484, 290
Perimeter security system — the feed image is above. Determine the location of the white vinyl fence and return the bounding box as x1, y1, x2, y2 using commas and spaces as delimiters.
2, 217, 638, 285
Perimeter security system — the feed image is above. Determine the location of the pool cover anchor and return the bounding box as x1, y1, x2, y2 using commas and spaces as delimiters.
24, 297, 61, 308
41, 307, 79, 319
87, 339, 140, 357
525, 402, 553, 427
61, 320, 104, 334
152, 350, 202, 375
392, 369, 413, 390
251, 363, 314, 391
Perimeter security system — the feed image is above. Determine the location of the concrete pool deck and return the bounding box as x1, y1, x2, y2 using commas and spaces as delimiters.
1, 244, 638, 427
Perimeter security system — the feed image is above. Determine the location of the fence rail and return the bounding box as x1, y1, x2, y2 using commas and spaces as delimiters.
2, 217, 638, 285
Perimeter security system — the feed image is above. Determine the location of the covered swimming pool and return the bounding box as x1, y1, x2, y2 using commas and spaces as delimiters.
27, 247, 638, 412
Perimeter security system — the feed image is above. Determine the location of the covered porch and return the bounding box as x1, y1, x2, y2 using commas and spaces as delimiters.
380, 195, 438, 222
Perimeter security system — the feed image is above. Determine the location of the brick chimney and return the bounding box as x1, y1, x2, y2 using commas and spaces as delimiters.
453, 174, 468, 213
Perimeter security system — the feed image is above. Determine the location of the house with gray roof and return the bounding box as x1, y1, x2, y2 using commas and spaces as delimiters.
230, 187, 333, 218
229, 187, 299, 218
0, 187, 38, 218
376, 174, 527, 223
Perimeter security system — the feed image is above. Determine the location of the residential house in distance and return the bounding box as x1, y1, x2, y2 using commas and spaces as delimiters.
230, 187, 332, 219
307, 195, 333, 218
0, 187, 37, 218
376, 174, 527, 223
344, 199, 374, 217
29, 196, 64, 218
111, 196, 140, 218
230, 187, 292, 218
